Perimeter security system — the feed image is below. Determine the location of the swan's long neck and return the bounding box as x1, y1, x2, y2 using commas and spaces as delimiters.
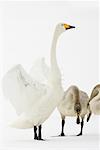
51, 30, 59, 69
50, 29, 61, 84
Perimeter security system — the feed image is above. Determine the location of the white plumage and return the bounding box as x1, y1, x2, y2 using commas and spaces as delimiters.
2, 23, 75, 139
3, 64, 48, 116
30, 58, 50, 85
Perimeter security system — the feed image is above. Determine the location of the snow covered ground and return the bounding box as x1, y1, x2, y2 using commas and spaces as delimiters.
0, 134, 100, 150
0, 100, 100, 150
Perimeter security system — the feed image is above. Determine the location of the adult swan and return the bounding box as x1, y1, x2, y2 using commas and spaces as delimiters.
2, 23, 75, 140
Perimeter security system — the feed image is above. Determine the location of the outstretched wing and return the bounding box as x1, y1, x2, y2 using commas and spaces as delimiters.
2, 65, 47, 115
30, 58, 50, 85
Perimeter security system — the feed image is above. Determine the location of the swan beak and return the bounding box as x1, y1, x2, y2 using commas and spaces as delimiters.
64, 24, 75, 30
69, 25, 75, 29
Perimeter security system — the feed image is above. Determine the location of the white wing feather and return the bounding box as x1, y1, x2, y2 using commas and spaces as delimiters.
2, 64, 47, 115
30, 58, 50, 85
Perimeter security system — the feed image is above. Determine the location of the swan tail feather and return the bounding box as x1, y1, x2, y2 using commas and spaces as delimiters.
9, 118, 34, 129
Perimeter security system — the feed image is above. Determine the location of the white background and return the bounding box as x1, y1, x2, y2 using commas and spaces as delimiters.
0, 1, 99, 150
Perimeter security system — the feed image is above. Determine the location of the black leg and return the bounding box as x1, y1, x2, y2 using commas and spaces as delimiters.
76, 116, 80, 124
60, 119, 65, 136
77, 118, 84, 136
34, 126, 38, 140
87, 112, 92, 122
37, 125, 44, 140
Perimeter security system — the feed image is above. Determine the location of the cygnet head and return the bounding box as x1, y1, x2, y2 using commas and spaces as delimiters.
74, 103, 81, 124
74, 103, 81, 115
55, 23, 75, 36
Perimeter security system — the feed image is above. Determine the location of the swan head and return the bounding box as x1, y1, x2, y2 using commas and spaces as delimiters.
55, 23, 75, 35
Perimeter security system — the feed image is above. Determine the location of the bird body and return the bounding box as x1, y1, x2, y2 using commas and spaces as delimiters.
58, 86, 89, 118
2, 23, 75, 139
11, 84, 63, 128
88, 84, 100, 116
57, 85, 89, 136
89, 85, 100, 115
90, 98, 100, 115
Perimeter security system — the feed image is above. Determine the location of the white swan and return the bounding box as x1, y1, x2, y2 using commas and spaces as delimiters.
57, 85, 89, 136
87, 84, 100, 122
2, 23, 75, 140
